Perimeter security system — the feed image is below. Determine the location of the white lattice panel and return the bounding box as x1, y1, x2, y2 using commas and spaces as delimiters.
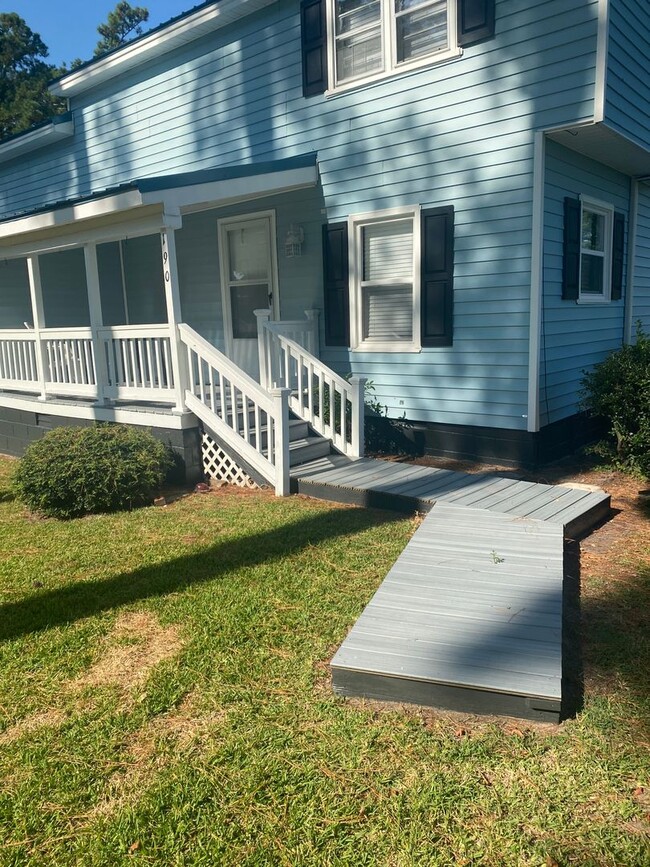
201, 432, 259, 489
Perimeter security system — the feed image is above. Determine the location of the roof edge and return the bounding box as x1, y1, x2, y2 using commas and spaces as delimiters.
49, 0, 276, 98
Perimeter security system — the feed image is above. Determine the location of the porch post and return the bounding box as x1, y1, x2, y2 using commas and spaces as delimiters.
271, 386, 291, 496
349, 375, 367, 458
160, 228, 187, 413
25, 255, 48, 401
304, 309, 320, 356
255, 308, 272, 389
84, 244, 109, 403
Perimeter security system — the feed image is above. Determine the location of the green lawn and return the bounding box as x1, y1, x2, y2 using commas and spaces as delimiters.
0, 456, 648, 866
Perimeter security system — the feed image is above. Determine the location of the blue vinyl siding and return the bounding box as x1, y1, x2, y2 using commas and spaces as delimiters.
0, 0, 602, 432
633, 183, 650, 330
0, 259, 32, 329
540, 141, 628, 426
605, 0, 650, 150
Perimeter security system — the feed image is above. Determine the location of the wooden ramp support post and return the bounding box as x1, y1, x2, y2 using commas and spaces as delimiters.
349, 375, 367, 458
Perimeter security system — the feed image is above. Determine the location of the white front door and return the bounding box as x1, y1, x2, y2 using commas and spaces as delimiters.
219, 212, 279, 380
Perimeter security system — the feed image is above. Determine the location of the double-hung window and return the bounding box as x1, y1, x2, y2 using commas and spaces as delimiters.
330, 0, 457, 88
351, 209, 420, 351
579, 199, 613, 301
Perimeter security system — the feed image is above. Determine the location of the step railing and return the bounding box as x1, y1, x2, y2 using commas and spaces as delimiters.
0, 331, 40, 393
98, 324, 176, 403
179, 323, 291, 495
256, 311, 366, 458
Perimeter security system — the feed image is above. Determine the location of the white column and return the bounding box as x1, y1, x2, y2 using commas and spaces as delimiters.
84, 244, 108, 403
349, 375, 367, 458
271, 386, 291, 496
160, 228, 187, 413
26, 256, 48, 401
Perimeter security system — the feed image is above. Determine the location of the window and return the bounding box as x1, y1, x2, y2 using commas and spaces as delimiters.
579, 201, 612, 301
350, 209, 420, 351
329, 0, 458, 88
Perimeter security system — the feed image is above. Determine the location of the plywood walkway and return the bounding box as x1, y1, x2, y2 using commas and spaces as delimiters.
291, 455, 610, 722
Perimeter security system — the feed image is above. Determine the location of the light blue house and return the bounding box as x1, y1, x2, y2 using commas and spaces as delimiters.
0, 0, 648, 492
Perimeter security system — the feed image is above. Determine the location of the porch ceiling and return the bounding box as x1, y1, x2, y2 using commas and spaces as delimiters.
547, 122, 650, 178
0, 153, 319, 257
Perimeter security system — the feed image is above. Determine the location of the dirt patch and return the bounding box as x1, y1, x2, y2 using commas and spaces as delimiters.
0, 710, 67, 745
71, 611, 183, 696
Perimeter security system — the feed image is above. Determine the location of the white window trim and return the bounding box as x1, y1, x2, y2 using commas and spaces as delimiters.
577, 196, 614, 304
325, 0, 461, 96
349, 206, 421, 353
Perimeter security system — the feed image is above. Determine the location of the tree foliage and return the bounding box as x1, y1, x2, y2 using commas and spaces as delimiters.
0, 13, 64, 138
94, 2, 149, 57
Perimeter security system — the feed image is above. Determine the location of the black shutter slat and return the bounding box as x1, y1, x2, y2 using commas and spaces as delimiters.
458, 0, 495, 47
611, 211, 625, 300
301, 0, 328, 97
562, 197, 581, 300
421, 206, 454, 348
323, 222, 349, 346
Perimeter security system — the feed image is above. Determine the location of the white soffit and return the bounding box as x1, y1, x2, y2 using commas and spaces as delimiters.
547, 123, 650, 177
0, 117, 74, 164
49, 0, 277, 97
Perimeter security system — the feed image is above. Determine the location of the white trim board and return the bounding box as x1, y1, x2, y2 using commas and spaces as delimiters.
0, 117, 74, 165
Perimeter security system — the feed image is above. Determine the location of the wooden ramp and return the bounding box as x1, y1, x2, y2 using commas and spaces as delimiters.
331, 503, 567, 722
292, 455, 610, 539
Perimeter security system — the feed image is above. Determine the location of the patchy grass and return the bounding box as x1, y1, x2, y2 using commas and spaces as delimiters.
0, 455, 648, 866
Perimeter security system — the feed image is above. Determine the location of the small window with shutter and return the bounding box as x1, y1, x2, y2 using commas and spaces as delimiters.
563, 196, 624, 303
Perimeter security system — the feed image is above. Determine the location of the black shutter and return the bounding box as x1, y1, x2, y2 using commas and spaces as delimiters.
458, 0, 495, 47
562, 197, 581, 300
611, 211, 624, 300
421, 206, 454, 348
323, 222, 349, 346
301, 0, 328, 97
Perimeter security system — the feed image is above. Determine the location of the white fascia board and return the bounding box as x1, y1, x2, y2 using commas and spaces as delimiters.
143, 164, 319, 213
49, 0, 276, 97
0, 118, 74, 164
0, 190, 144, 241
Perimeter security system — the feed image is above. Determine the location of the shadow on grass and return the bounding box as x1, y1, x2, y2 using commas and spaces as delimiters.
0, 505, 403, 643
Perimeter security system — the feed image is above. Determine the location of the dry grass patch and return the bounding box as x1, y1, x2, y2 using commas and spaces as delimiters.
71, 611, 182, 697
0, 709, 67, 745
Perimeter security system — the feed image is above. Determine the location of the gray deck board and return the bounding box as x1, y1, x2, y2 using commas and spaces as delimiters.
331, 502, 567, 718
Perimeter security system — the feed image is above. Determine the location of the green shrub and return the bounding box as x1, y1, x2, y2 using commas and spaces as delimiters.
581, 325, 650, 477
14, 424, 173, 519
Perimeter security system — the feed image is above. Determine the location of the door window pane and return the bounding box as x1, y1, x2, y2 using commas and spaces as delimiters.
227, 225, 269, 281
230, 283, 269, 339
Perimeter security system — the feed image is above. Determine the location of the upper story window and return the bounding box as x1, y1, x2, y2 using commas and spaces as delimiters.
329, 0, 458, 89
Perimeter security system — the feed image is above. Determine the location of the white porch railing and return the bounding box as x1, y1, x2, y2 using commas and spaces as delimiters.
99, 324, 175, 403
256, 311, 366, 458
179, 323, 291, 495
42, 328, 97, 397
0, 331, 40, 393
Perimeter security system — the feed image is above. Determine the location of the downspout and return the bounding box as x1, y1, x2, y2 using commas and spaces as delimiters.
526, 130, 546, 434
624, 177, 650, 344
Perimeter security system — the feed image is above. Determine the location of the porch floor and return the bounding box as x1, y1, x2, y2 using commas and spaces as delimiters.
292, 454, 609, 722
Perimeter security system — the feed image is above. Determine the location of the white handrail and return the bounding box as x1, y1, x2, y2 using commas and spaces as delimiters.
258, 316, 366, 458
179, 323, 290, 495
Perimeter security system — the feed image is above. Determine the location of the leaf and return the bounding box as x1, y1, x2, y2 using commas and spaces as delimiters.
128, 841, 140, 854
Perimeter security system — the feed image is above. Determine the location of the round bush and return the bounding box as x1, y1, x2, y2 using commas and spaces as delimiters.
14, 424, 173, 519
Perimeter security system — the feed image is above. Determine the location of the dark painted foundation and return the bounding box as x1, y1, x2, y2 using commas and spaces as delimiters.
389, 411, 606, 469
0, 405, 203, 485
